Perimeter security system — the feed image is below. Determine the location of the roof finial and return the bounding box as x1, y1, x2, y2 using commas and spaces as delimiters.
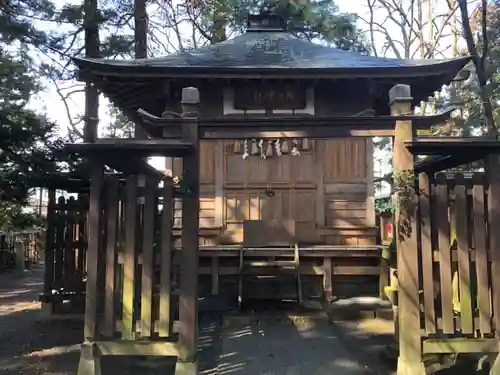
246, 8, 285, 32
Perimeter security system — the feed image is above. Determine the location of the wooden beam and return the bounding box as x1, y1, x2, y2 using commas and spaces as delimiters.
137, 108, 454, 139
65, 139, 193, 157
196, 265, 381, 276
422, 338, 497, 354
201, 129, 396, 139
405, 137, 500, 156
96, 341, 180, 356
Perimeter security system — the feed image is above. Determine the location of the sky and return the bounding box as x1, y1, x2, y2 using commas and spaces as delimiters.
32, 0, 476, 188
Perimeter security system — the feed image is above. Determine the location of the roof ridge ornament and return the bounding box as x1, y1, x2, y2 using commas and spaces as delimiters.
246, 11, 285, 32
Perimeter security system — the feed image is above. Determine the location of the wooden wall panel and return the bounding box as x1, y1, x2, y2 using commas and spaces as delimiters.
171, 136, 374, 245
199, 141, 216, 183
225, 152, 292, 185
322, 139, 367, 182
171, 140, 216, 184
174, 197, 215, 228
292, 152, 314, 183
294, 189, 319, 243
245, 157, 270, 184
325, 198, 367, 227
222, 191, 295, 244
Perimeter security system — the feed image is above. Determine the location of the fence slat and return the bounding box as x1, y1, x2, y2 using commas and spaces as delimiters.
436, 173, 454, 334
104, 176, 119, 337
44, 189, 56, 293
122, 176, 138, 340
158, 182, 174, 338
77, 203, 86, 277
54, 197, 66, 287
64, 197, 76, 282
419, 172, 436, 334
455, 174, 474, 334
140, 177, 156, 338
472, 176, 492, 336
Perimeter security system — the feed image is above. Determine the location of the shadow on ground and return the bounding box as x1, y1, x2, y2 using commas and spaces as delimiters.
0, 266, 182, 375
1, 267, 489, 375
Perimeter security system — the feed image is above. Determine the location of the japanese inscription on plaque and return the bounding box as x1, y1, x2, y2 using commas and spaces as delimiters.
234, 85, 307, 110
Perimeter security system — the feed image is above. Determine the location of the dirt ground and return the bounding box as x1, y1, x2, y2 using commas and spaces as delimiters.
0, 265, 392, 375
2, 265, 478, 375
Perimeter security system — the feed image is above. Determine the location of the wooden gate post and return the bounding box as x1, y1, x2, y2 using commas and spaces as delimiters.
389, 84, 425, 375
176, 86, 200, 375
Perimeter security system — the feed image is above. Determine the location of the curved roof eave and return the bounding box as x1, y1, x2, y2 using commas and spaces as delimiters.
73, 55, 472, 80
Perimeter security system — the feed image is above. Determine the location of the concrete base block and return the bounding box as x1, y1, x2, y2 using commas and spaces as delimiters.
40, 302, 54, 316
490, 353, 500, 375
175, 360, 198, 375
77, 342, 102, 375
397, 357, 426, 375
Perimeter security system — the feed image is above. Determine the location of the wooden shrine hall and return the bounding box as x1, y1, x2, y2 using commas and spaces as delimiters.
58, 11, 485, 375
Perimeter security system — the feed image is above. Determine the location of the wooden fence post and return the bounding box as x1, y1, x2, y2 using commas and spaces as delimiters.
15, 240, 25, 276
389, 84, 425, 375
42, 188, 56, 315
176, 86, 200, 375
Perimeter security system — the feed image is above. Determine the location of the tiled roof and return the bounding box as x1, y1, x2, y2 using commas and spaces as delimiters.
74, 29, 470, 73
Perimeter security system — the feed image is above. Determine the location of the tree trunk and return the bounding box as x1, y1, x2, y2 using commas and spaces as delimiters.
83, 0, 100, 142
134, 0, 148, 139
457, 0, 496, 137
212, 1, 227, 44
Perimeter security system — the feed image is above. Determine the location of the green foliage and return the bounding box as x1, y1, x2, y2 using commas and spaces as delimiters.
0, 51, 65, 204
393, 170, 416, 240
375, 196, 393, 214
0, 202, 45, 232
434, 1, 500, 136
102, 105, 135, 138
199, 0, 369, 51
0, 0, 72, 227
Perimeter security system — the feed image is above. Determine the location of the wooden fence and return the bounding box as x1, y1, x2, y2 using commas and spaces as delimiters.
414, 172, 497, 354
0, 230, 42, 271
41, 194, 87, 309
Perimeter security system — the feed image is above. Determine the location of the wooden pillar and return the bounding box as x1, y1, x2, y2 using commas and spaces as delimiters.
176, 87, 200, 375
389, 84, 424, 375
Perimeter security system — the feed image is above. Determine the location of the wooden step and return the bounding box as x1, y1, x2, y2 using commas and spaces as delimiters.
244, 260, 296, 267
